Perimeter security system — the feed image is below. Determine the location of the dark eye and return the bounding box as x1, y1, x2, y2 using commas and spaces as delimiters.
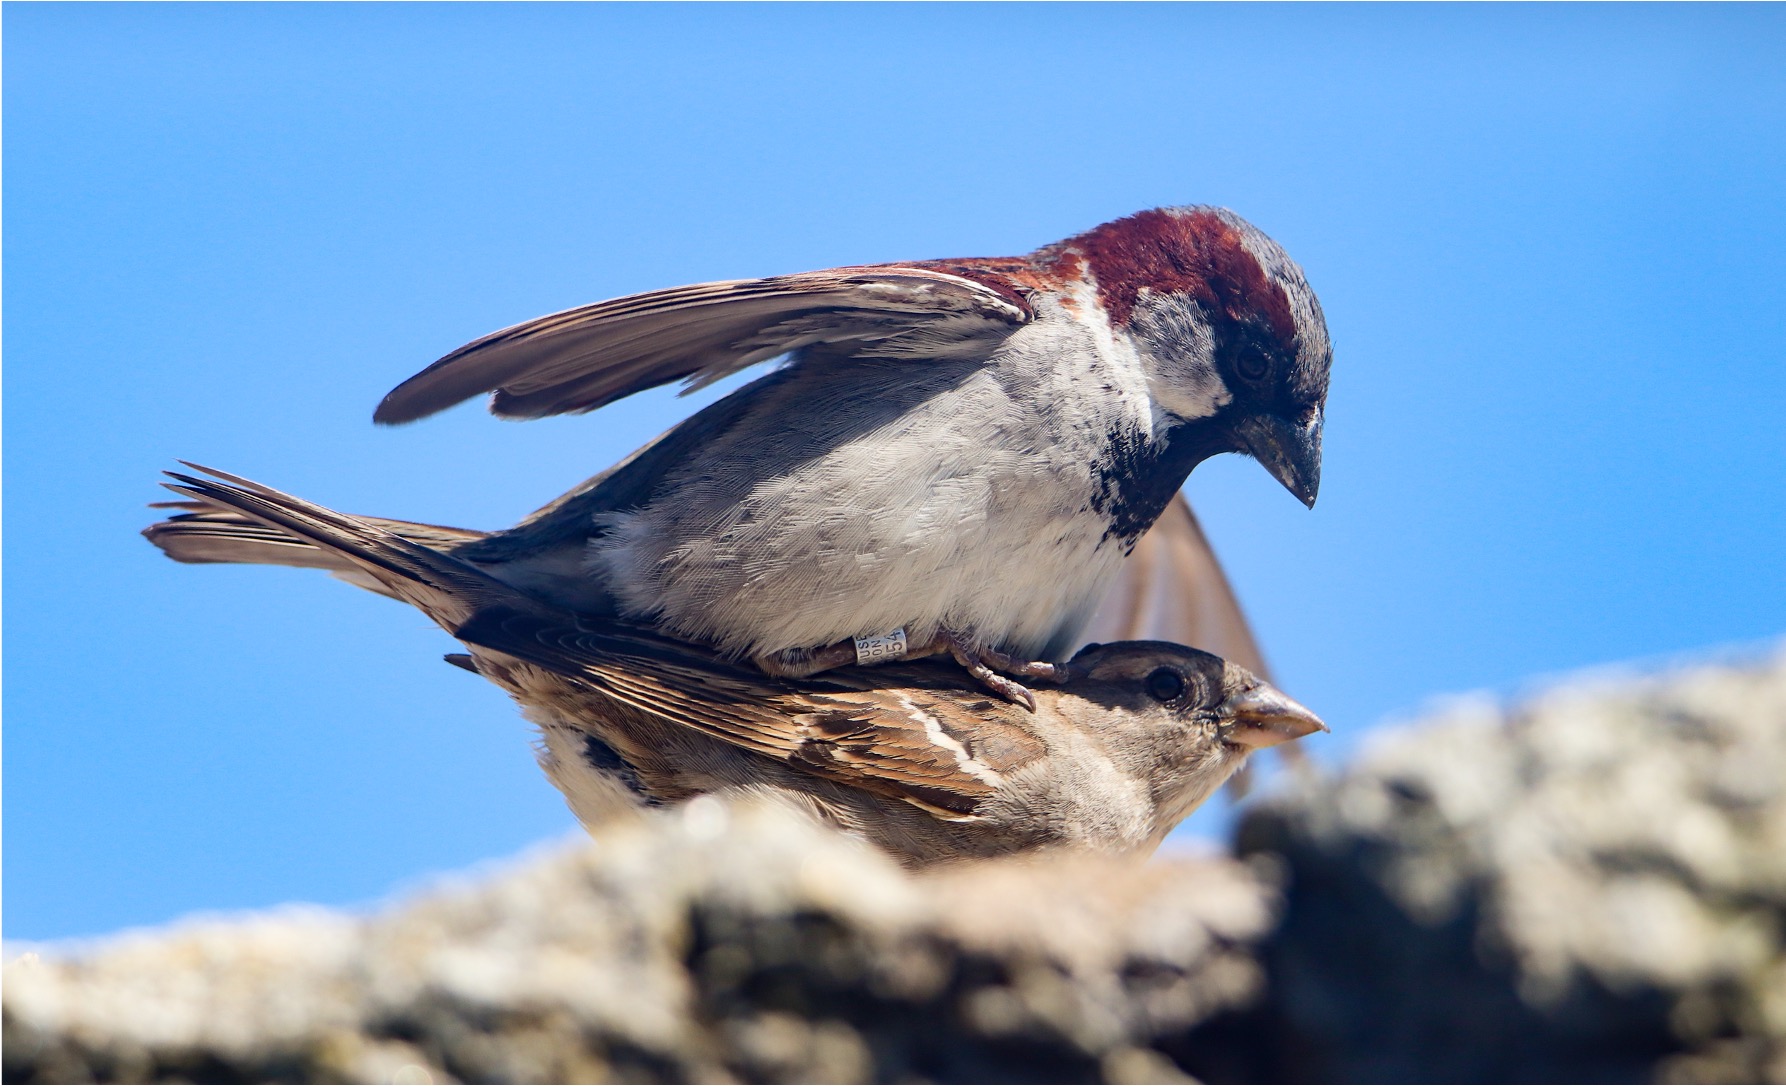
1145, 667, 1186, 702
1235, 349, 1269, 382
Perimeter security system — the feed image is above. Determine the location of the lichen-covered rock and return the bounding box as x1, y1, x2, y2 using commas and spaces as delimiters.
3, 799, 1274, 1084
1226, 648, 1786, 1084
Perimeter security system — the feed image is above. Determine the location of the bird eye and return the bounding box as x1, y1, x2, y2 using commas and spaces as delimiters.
1145, 667, 1186, 702
1235, 349, 1269, 382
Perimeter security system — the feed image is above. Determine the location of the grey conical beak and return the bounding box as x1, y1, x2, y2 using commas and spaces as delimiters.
1234, 409, 1322, 508
1219, 683, 1328, 750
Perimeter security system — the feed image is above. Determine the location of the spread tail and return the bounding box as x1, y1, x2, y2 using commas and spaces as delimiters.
156, 463, 521, 632
145, 495, 487, 599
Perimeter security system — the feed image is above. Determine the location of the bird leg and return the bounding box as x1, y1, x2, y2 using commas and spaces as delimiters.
751, 628, 1067, 712
751, 640, 862, 679
907, 629, 1070, 713
753, 627, 918, 679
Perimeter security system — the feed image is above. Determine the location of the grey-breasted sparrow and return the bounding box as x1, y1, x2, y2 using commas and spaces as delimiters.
157, 206, 1329, 704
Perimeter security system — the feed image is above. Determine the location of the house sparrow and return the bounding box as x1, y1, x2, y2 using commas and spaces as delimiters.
161, 206, 1331, 704
156, 465, 1326, 865
148, 490, 1271, 681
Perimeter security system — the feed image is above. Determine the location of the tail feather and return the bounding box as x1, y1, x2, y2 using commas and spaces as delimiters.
146, 503, 366, 570
158, 464, 519, 632
146, 499, 485, 567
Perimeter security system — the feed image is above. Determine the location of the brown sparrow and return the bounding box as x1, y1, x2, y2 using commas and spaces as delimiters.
156, 465, 1326, 865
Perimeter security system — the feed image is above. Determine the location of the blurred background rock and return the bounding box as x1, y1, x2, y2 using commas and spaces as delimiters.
1211, 648, 1786, 1084
7, 648, 1782, 1084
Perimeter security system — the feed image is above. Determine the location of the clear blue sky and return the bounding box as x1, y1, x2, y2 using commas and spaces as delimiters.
6, 5, 1783, 941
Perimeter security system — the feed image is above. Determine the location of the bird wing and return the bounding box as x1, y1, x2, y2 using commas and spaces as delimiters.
453, 609, 1043, 820
1079, 491, 1300, 797
150, 465, 1035, 819
374, 266, 1034, 423
1078, 492, 1272, 682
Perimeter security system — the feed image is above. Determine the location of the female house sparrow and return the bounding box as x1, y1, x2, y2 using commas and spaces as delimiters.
163, 206, 1331, 704
158, 466, 1326, 865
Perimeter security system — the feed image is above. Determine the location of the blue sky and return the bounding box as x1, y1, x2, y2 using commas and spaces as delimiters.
6, 4, 1783, 941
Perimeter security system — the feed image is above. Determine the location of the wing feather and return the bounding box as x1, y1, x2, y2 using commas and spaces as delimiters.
374, 267, 1032, 424
1079, 492, 1297, 794
152, 466, 1048, 820
452, 608, 1041, 818
1079, 493, 1271, 681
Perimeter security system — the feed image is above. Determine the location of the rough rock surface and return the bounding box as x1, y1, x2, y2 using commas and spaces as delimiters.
3, 801, 1273, 1084
6, 648, 1784, 1084
1221, 648, 1786, 1084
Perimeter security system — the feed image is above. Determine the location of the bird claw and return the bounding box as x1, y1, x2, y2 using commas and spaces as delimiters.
962, 641, 1070, 684
955, 658, 1039, 712
754, 629, 1065, 712
936, 630, 1066, 713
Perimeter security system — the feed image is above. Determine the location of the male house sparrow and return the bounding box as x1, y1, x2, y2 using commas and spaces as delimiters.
157, 466, 1326, 864
158, 206, 1331, 704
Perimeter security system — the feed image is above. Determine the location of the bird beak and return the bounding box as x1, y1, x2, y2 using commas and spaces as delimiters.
1233, 409, 1322, 508
1219, 684, 1328, 750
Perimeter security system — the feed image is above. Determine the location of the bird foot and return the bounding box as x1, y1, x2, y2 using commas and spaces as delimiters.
753, 628, 1065, 712
928, 630, 1067, 713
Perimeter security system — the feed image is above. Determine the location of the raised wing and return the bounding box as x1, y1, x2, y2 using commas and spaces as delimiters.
1079, 492, 1272, 682
375, 266, 1033, 424
453, 608, 1044, 820
1081, 491, 1300, 794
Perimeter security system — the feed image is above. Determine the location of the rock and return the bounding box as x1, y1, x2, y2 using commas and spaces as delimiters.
7, 649, 1784, 1084
3, 799, 1274, 1084
1221, 648, 1786, 1084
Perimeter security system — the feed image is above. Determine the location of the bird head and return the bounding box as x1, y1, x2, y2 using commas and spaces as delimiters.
1062, 206, 1331, 508
1063, 640, 1327, 830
